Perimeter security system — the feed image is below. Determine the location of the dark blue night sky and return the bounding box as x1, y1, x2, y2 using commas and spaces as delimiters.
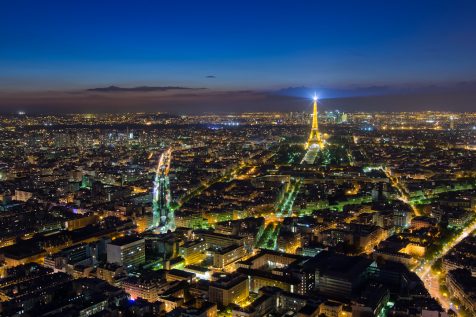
1, 0, 476, 112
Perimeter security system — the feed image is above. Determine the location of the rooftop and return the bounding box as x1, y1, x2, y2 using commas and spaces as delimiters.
108, 235, 144, 247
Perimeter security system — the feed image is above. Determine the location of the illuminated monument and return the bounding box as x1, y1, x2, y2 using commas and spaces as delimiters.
152, 148, 175, 233
301, 95, 324, 164
305, 95, 324, 150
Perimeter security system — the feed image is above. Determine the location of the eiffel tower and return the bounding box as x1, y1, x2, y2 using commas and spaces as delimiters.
305, 95, 324, 149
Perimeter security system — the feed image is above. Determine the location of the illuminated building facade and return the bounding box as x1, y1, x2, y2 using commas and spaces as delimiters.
106, 236, 145, 270
209, 274, 249, 306
152, 148, 176, 233
213, 244, 246, 269
179, 240, 207, 265
122, 277, 159, 302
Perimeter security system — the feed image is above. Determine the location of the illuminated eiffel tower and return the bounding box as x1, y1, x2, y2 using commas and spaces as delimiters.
305, 95, 324, 149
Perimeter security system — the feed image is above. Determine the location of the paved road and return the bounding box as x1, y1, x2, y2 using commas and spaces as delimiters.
415, 221, 476, 315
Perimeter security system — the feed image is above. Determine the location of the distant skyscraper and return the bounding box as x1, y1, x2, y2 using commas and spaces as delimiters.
450, 116, 455, 130
337, 112, 348, 123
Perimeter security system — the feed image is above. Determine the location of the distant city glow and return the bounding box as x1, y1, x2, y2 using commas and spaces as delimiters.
0, 111, 475, 316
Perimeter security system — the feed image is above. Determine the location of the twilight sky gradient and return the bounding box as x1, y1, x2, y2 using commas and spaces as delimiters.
1, 0, 476, 112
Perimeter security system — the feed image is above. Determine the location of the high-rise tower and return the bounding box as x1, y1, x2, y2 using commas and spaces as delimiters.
449, 116, 455, 130
152, 148, 175, 233
306, 95, 324, 149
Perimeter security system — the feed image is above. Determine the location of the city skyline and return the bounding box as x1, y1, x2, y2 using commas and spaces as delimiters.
0, 110, 475, 316
0, 2, 476, 317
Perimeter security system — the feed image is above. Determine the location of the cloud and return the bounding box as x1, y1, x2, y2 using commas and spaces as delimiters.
206, 75, 216, 78
278, 81, 476, 98
320, 91, 476, 112
87, 85, 206, 93
0, 83, 475, 113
